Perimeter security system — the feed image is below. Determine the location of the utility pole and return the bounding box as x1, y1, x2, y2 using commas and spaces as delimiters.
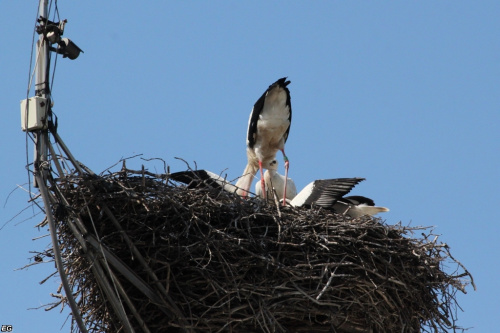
34, 0, 50, 188
26, 1, 87, 331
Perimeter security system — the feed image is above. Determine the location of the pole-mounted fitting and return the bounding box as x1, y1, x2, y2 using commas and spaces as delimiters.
36, 16, 83, 60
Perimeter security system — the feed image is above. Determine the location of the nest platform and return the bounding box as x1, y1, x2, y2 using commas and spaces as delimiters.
33, 161, 474, 332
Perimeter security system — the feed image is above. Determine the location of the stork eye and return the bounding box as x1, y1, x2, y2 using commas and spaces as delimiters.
271, 160, 277, 166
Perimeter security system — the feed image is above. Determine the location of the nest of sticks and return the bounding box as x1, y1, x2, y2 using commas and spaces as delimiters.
34, 161, 474, 333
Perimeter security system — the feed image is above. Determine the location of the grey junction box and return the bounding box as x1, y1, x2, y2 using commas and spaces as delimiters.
20, 97, 48, 131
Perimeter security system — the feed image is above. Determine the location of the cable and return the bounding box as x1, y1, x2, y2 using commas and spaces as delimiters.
49, 0, 59, 97
35, 172, 88, 333
25, 2, 42, 202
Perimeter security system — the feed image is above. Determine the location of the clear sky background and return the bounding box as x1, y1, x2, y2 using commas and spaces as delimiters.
1, 1, 498, 332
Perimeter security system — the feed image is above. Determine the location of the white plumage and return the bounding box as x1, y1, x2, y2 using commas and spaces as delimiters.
255, 159, 297, 201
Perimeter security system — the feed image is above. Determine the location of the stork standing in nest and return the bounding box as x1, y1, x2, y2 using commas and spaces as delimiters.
236, 77, 292, 205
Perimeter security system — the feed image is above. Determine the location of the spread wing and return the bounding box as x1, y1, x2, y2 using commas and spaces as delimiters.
293, 178, 365, 207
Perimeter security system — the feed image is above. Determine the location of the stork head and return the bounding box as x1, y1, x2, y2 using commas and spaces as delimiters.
266, 159, 279, 171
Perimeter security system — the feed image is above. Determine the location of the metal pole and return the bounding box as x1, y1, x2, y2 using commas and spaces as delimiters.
34, 0, 49, 187
34, 1, 88, 332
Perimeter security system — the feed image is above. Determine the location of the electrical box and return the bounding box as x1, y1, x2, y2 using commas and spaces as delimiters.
20, 97, 48, 131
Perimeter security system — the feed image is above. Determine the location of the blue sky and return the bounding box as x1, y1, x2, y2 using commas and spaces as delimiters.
1, 1, 499, 331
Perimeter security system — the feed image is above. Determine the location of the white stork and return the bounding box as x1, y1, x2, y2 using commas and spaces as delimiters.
332, 195, 390, 218
289, 178, 365, 208
169, 170, 239, 193
255, 159, 297, 201
289, 178, 389, 218
235, 77, 292, 205
257, 168, 389, 218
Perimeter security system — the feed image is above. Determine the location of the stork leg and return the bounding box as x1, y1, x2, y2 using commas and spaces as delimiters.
258, 160, 266, 199
281, 149, 289, 206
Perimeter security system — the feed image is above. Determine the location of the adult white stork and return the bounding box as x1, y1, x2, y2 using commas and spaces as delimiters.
255, 159, 297, 201
288, 178, 365, 209
169, 170, 239, 193
261, 169, 389, 218
332, 195, 390, 218
235, 77, 292, 205
289, 179, 389, 218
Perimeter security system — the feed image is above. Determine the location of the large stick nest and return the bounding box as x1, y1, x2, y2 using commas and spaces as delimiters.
36, 162, 474, 332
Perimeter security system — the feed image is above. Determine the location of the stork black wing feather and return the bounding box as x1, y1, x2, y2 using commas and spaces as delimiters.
308, 178, 365, 207
247, 93, 265, 148
342, 195, 376, 206
169, 170, 222, 189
